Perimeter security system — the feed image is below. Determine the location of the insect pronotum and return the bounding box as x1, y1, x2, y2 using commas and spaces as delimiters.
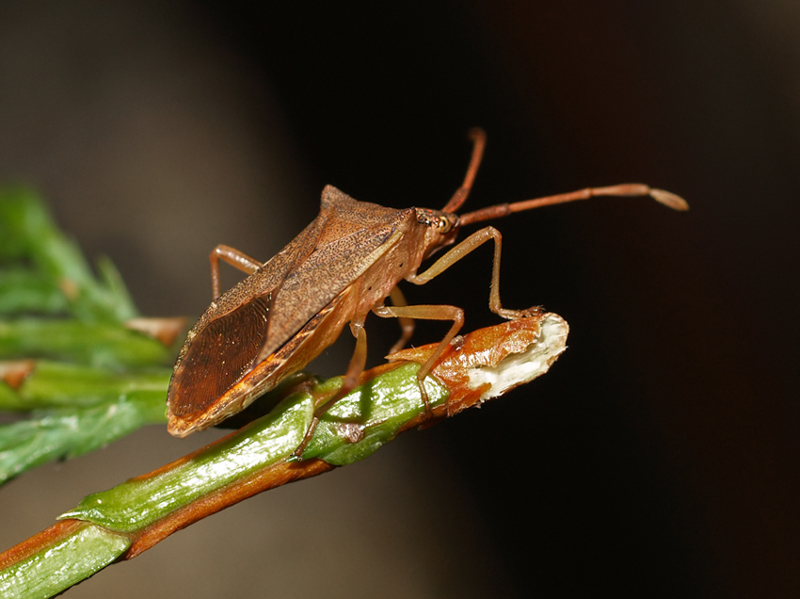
166, 128, 687, 439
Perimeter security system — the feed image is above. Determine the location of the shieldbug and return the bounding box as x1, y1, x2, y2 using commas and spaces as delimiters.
166, 128, 687, 438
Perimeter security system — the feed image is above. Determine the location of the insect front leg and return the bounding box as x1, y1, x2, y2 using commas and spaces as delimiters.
373, 303, 464, 411
209, 244, 262, 299
408, 226, 541, 320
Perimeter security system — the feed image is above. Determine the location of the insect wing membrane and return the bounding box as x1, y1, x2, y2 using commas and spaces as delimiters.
168, 294, 270, 418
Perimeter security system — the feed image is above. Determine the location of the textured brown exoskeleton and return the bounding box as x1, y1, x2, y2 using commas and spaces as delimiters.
167, 129, 688, 438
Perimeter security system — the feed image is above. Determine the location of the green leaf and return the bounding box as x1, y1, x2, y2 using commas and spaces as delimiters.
0, 268, 68, 315
0, 392, 167, 485
0, 188, 138, 322
0, 360, 171, 411
0, 319, 172, 368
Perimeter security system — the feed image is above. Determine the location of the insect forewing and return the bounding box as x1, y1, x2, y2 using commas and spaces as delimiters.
168, 186, 404, 421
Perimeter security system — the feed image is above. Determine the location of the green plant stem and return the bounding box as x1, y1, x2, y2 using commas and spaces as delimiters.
0, 362, 445, 598
0, 314, 569, 598
0, 520, 130, 599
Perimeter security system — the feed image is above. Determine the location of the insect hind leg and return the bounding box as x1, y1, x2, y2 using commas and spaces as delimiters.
292, 325, 369, 458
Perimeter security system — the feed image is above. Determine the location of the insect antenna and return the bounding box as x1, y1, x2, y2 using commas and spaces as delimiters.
441, 129, 689, 224
442, 128, 487, 213
457, 183, 689, 227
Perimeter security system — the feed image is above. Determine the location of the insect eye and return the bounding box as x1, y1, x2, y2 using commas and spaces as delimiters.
438, 216, 453, 233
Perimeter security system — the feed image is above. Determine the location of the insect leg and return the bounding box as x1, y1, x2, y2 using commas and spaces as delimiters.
408, 226, 540, 320
293, 325, 369, 457
387, 287, 415, 354
373, 303, 464, 411
330, 323, 370, 413
209, 244, 262, 299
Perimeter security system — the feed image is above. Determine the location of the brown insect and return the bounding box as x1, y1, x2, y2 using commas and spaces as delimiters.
166, 128, 687, 438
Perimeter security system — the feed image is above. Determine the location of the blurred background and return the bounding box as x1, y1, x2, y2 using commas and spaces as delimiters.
1, 1, 798, 597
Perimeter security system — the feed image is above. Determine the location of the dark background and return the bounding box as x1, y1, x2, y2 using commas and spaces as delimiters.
1, 2, 798, 597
